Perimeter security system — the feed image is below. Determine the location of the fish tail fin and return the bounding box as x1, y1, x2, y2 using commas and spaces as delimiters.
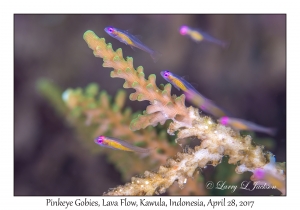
139, 153, 150, 159
221, 41, 230, 49
138, 147, 157, 159
150, 51, 162, 63
266, 127, 277, 136
204, 35, 229, 48
211, 39, 229, 48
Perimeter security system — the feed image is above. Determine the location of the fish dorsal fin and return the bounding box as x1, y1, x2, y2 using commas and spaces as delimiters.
181, 75, 190, 81
125, 27, 143, 38
180, 75, 200, 92
134, 34, 143, 41
179, 75, 191, 85
122, 28, 143, 41
180, 75, 197, 86
130, 34, 144, 44
123, 27, 133, 33
187, 81, 199, 89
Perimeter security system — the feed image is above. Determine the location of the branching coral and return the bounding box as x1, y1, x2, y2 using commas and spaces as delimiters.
62, 84, 180, 165
84, 30, 192, 131
38, 79, 206, 195
105, 109, 286, 195
83, 30, 286, 195
38, 80, 178, 178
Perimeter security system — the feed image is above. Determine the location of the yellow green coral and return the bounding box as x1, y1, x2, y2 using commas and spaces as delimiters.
38, 79, 207, 195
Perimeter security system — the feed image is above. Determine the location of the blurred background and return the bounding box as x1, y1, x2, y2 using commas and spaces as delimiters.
14, 14, 286, 196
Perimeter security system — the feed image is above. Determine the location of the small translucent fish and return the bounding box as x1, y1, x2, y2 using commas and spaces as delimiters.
160, 70, 227, 118
219, 116, 276, 136
104, 26, 161, 62
94, 136, 152, 154
179, 25, 228, 48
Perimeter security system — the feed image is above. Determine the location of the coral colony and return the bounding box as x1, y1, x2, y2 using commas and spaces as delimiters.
81, 29, 286, 195
49, 26, 285, 196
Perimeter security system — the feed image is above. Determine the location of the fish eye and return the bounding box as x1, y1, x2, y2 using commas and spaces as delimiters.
164, 71, 170, 77
97, 136, 104, 143
220, 116, 229, 125
179, 25, 189, 35
108, 27, 114, 32
254, 168, 265, 180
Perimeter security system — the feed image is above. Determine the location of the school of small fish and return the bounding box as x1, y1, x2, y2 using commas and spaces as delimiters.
91, 24, 277, 153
